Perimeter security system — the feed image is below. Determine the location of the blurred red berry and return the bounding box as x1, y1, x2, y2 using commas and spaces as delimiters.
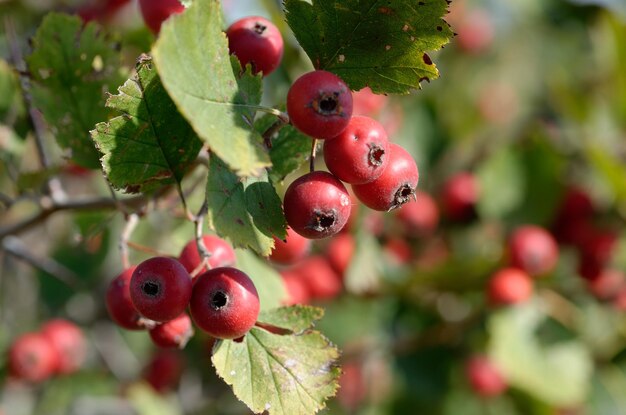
487, 268, 533, 306
41, 319, 86, 375
465, 355, 507, 398
509, 225, 559, 277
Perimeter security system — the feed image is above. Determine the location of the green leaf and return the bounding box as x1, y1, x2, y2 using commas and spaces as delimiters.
212, 306, 340, 415
127, 383, 182, 415
258, 305, 325, 333
27, 13, 123, 168
152, 0, 271, 176
345, 230, 383, 294
256, 114, 312, 183
235, 250, 287, 310
91, 55, 202, 193
0, 59, 23, 122
206, 155, 286, 256
488, 302, 593, 406
284, 0, 453, 94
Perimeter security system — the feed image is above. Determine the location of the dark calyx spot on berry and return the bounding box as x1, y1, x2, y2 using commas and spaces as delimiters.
210, 290, 229, 310
314, 92, 340, 115
142, 281, 161, 297
390, 184, 417, 211
368, 144, 385, 166
308, 209, 336, 233
253, 23, 267, 35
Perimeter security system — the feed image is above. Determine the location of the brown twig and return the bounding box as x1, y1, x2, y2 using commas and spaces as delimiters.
190, 199, 211, 277
119, 213, 139, 270
309, 139, 318, 172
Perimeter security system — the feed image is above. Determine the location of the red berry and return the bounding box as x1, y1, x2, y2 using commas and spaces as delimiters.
558, 187, 595, 221
352, 144, 419, 211
149, 313, 194, 349
487, 268, 533, 306
290, 256, 343, 300
190, 267, 260, 339
8, 333, 58, 382
280, 269, 311, 305
143, 350, 184, 393
440, 172, 479, 221
106, 266, 146, 330
269, 227, 312, 265
456, 9, 494, 54
284, 171, 352, 239
139, 0, 184, 34
588, 269, 625, 301
323, 116, 390, 184
286, 70, 353, 139
395, 190, 439, 237
178, 235, 236, 275
130, 257, 192, 322
326, 233, 356, 276
226, 16, 283, 76
509, 225, 559, 277
352, 87, 388, 116
384, 237, 413, 265
41, 319, 86, 375
465, 355, 507, 397
338, 362, 367, 411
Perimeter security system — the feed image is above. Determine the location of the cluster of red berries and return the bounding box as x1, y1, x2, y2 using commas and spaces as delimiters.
106, 235, 260, 345
7, 319, 86, 383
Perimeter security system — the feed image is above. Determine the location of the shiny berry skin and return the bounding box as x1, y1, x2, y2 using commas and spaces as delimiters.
395, 191, 439, 237
323, 116, 390, 184
465, 355, 507, 397
269, 227, 312, 265
41, 319, 86, 374
130, 257, 192, 322
226, 16, 283, 76
149, 313, 194, 349
190, 267, 260, 339
440, 172, 479, 221
178, 235, 236, 275
139, 0, 184, 34
326, 233, 355, 276
287, 70, 353, 139
8, 333, 59, 382
509, 225, 559, 277
106, 266, 145, 330
284, 171, 352, 239
487, 268, 533, 306
352, 144, 419, 211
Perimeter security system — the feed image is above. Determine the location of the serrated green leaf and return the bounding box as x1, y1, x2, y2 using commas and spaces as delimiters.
488, 302, 593, 406
27, 13, 123, 168
91, 55, 202, 194
152, 0, 271, 177
212, 307, 340, 415
258, 305, 325, 333
206, 155, 286, 256
235, 250, 287, 310
284, 0, 453, 94
256, 113, 312, 183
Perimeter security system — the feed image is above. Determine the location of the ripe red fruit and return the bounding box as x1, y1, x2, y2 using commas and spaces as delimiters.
338, 362, 367, 411
323, 116, 390, 184
178, 235, 236, 275
352, 144, 419, 211
588, 269, 625, 301
286, 70, 353, 139
280, 269, 311, 305
143, 350, 185, 393
284, 171, 352, 239
226, 16, 283, 76
106, 266, 146, 330
149, 313, 194, 349
384, 237, 413, 265
138, 0, 184, 34
41, 319, 86, 375
487, 268, 533, 306
290, 256, 343, 300
395, 190, 439, 237
440, 172, 479, 221
456, 9, 494, 54
190, 267, 260, 339
130, 257, 192, 322
8, 333, 58, 382
269, 227, 312, 265
465, 355, 507, 398
326, 233, 356, 276
352, 87, 388, 117
509, 225, 559, 277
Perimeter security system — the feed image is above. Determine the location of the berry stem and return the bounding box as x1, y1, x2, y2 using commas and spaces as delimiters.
247, 105, 289, 123
120, 213, 139, 270
191, 199, 212, 277
262, 118, 288, 149
309, 139, 318, 172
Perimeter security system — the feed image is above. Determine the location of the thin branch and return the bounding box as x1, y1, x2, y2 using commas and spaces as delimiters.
126, 241, 171, 257
309, 139, 318, 172
2, 235, 81, 289
190, 199, 210, 278
262, 118, 288, 149
119, 213, 139, 270
249, 105, 289, 123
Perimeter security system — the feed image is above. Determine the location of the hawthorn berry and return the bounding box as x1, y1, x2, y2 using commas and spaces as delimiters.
149, 313, 194, 349
284, 171, 352, 239
487, 268, 533, 306
588, 269, 625, 301
509, 225, 559, 277
323, 115, 390, 184
352, 143, 419, 211
269, 227, 312, 265
8, 333, 58, 383
395, 190, 439, 237
41, 319, 86, 375
178, 235, 236, 275
286, 70, 353, 139
226, 16, 283, 76
190, 267, 260, 339
465, 355, 507, 398
143, 350, 185, 393
280, 269, 311, 305
130, 257, 192, 322
106, 266, 146, 330
352, 87, 388, 117
440, 172, 479, 221
384, 237, 413, 265
138, 0, 184, 34
290, 256, 343, 300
